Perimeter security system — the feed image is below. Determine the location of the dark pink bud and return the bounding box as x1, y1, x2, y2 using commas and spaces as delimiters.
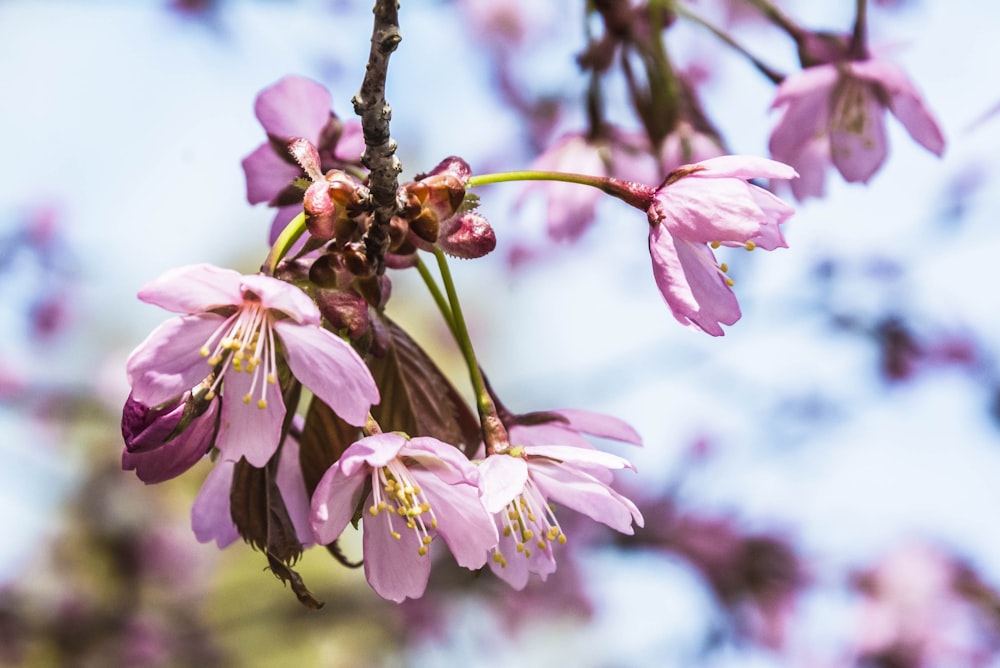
437, 212, 496, 259
288, 137, 324, 181
121, 392, 218, 484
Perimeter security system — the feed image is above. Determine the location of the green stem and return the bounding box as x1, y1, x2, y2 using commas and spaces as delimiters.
415, 255, 457, 339
262, 212, 306, 275
432, 247, 508, 454
467, 170, 654, 210
675, 4, 785, 84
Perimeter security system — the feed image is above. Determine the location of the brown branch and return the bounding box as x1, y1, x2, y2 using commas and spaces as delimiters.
354, 0, 403, 275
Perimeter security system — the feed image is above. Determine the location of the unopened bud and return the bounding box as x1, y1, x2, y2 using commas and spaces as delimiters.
437, 211, 496, 259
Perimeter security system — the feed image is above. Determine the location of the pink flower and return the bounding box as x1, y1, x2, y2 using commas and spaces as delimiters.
505, 407, 643, 450
191, 433, 313, 549
310, 433, 498, 602
524, 129, 658, 242
646, 155, 797, 336
769, 59, 945, 199
125, 263, 379, 467
478, 444, 643, 590
241, 76, 365, 243
121, 391, 217, 484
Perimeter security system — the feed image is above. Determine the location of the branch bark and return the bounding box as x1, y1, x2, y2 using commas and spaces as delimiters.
354, 0, 403, 275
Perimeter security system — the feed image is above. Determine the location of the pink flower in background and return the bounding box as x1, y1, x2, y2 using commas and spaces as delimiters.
479, 444, 643, 590
769, 58, 945, 200
241, 75, 366, 243
310, 433, 498, 602
125, 264, 378, 467
523, 129, 658, 242
646, 155, 797, 336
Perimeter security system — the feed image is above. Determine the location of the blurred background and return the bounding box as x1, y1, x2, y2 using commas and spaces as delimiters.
2, 0, 1000, 666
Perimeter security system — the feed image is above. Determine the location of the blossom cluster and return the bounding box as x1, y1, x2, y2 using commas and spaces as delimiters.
120, 0, 949, 609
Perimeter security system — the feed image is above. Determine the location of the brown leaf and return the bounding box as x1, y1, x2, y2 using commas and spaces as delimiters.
368, 313, 481, 455
299, 397, 362, 498
230, 457, 302, 565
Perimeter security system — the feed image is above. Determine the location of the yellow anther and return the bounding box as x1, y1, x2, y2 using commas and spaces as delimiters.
266, 373, 276, 384
537, 540, 546, 549
207, 356, 222, 366
493, 553, 504, 564
524, 548, 532, 557
369, 505, 379, 516
547, 527, 560, 540
406, 520, 415, 529
200, 346, 210, 357
710, 241, 721, 249
391, 531, 401, 540
242, 394, 252, 404
205, 390, 216, 400
744, 240, 756, 251
417, 546, 428, 556
503, 527, 512, 537
256, 399, 267, 409
397, 507, 406, 516
719, 263, 729, 273
522, 529, 534, 541
516, 543, 525, 553
422, 535, 432, 545
420, 502, 430, 512
430, 518, 438, 529
558, 535, 567, 545
725, 277, 735, 287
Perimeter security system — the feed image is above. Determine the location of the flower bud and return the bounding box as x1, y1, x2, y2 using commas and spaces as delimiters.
436, 211, 496, 259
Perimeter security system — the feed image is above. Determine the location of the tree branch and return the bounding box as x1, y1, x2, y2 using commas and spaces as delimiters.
354, 0, 403, 275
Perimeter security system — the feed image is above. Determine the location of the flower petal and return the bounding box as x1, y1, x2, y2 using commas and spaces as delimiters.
829, 80, 888, 183
191, 459, 239, 548
275, 321, 379, 427
122, 398, 218, 484
214, 368, 285, 467
339, 432, 407, 475
126, 313, 224, 406
363, 508, 430, 602
413, 470, 496, 569
479, 454, 529, 513
530, 461, 643, 534
255, 75, 332, 141
404, 436, 480, 486
238, 274, 319, 325
652, 177, 763, 244
691, 155, 799, 182
242, 142, 302, 205
523, 444, 636, 471
310, 463, 368, 545
276, 435, 313, 546
648, 226, 739, 336
553, 409, 643, 446
137, 264, 243, 314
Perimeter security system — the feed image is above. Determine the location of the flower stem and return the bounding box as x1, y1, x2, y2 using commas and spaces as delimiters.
262, 212, 306, 275
432, 247, 509, 454
742, 0, 807, 44
850, 0, 868, 59
415, 256, 457, 339
467, 170, 655, 211
675, 4, 785, 84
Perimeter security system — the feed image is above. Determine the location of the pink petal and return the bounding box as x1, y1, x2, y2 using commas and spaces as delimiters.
652, 177, 763, 244
238, 274, 319, 325
191, 459, 240, 548
338, 433, 407, 475
276, 436, 312, 546
769, 66, 838, 162
848, 60, 946, 157
488, 518, 557, 590
523, 444, 636, 471
530, 461, 643, 533
403, 436, 479, 486
510, 422, 593, 449
363, 508, 430, 602
553, 409, 643, 445
746, 185, 793, 250
414, 470, 496, 569
829, 82, 889, 183
692, 155, 799, 182
479, 454, 529, 513
213, 369, 285, 467
788, 137, 831, 201
122, 398, 218, 484
648, 225, 741, 336
254, 75, 332, 141
334, 121, 365, 162
126, 314, 224, 406
242, 142, 302, 205
310, 464, 368, 545
138, 264, 243, 314
275, 321, 379, 427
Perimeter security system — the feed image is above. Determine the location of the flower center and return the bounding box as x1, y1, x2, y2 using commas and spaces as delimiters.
493, 476, 566, 569
199, 300, 278, 409
368, 459, 437, 556
830, 76, 876, 149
